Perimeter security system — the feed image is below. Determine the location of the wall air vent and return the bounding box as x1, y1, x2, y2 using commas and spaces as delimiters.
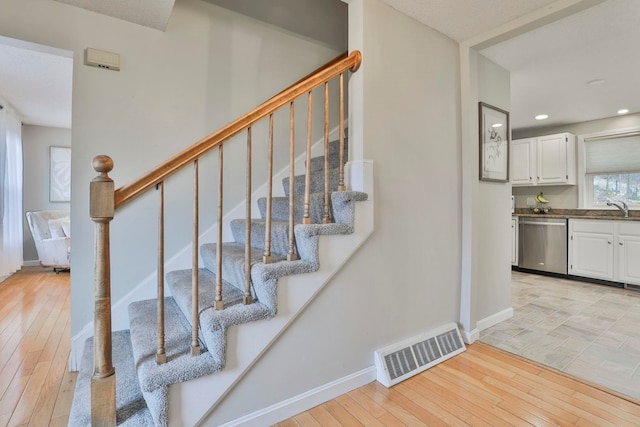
374, 323, 465, 387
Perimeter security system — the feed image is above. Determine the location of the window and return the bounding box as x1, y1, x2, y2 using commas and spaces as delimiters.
590, 173, 640, 206
582, 132, 640, 208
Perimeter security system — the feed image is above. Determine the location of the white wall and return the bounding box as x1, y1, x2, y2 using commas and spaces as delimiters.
204, 0, 463, 423
473, 54, 512, 327
512, 112, 640, 209
0, 0, 342, 336
22, 125, 71, 262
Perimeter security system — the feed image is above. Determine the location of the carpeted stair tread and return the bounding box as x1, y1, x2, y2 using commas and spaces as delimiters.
257, 192, 328, 224
196, 301, 274, 370
200, 242, 286, 293
230, 218, 293, 257
166, 268, 244, 329
68, 330, 153, 427
330, 191, 368, 225
128, 297, 218, 394
71, 191, 368, 426
166, 268, 276, 369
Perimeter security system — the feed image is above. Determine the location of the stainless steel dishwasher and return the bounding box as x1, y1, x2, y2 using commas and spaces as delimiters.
518, 217, 568, 274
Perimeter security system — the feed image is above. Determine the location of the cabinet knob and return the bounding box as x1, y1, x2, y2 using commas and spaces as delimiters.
619, 242, 624, 246
608, 241, 612, 244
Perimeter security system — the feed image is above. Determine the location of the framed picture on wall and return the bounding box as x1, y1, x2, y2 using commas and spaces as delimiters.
50, 146, 71, 202
479, 102, 509, 182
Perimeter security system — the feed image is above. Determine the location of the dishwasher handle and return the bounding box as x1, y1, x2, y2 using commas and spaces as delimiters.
519, 220, 566, 226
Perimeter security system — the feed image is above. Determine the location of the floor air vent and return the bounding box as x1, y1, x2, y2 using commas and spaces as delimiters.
375, 323, 465, 387
625, 283, 640, 291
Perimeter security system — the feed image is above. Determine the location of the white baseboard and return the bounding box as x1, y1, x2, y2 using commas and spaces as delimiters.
460, 327, 479, 344
476, 307, 514, 332
22, 260, 40, 267
218, 366, 377, 427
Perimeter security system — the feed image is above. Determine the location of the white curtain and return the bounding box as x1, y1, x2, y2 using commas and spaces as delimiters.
0, 101, 23, 280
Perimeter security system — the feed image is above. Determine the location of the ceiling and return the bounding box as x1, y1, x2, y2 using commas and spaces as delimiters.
385, 0, 640, 131
2, 0, 637, 132
0, 36, 72, 129
384, 0, 562, 43
478, 0, 640, 131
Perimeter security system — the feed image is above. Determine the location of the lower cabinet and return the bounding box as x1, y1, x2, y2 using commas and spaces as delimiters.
569, 219, 640, 286
617, 223, 640, 285
569, 220, 614, 280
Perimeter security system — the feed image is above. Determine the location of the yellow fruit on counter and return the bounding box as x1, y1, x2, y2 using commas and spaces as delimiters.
535, 192, 549, 204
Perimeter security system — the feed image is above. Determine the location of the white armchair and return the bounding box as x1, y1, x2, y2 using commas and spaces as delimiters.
26, 210, 71, 271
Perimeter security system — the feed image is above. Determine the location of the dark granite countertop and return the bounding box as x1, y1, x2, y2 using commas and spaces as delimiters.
513, 208, 640, 221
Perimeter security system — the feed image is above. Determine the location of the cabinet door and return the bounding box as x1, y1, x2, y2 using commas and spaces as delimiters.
569, 232, 614, 280
537, 134, 567, 184
511, 139, 535, 186
617, 235, 640, 285
511, 218, 518, 265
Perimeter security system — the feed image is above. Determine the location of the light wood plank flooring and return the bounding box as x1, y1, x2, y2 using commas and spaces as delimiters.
4, 268, 640, 426
277, 341, 640, 426
0, 267, 76, 427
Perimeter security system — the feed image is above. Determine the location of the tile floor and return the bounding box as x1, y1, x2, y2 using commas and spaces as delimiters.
480, 271, 640, 401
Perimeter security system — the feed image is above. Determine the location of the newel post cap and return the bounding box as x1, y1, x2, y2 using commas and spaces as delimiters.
93, 155, 114, 175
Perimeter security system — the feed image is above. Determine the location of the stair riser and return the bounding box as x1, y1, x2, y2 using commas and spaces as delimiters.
310, 141, 348, 172
283, 168, 341, 197
230, 219, 292, 257
257, 194, 330, 224
200, 243, 272, 294
307, 139, 348, 173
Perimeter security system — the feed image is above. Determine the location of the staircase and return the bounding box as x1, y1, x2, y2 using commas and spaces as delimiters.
69, 51, 369, 426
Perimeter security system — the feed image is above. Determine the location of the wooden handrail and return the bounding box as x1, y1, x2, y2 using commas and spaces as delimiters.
114, 50, 362, 209
90, 50, 362, 426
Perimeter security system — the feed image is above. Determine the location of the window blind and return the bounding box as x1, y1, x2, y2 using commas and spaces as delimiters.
584, 133, 640, 174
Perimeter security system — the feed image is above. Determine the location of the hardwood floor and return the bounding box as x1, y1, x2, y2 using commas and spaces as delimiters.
3, 268, 640, 427
0, 267, 76, 427
276, 343, 640, 426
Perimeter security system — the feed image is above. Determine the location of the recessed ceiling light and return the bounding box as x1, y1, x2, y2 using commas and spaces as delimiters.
535, 114, 549, 120
618, 108, 629, 115
586, 78, 605, 86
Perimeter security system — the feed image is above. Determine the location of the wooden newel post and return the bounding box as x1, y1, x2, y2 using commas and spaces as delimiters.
90, 155, 116, 427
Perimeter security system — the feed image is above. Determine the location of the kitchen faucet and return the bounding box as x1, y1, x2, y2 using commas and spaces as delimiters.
607, 200, 629, 217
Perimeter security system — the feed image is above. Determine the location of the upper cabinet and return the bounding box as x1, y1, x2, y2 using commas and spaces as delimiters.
510, 138, 535, 185
511, 132, 576, 186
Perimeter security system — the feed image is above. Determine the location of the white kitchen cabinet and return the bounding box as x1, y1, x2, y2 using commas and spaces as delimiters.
569, 219, 640, 286
511, 132, 576, 186
511, 217, 518, 265
617, 222, 640, 286
569, 222, 614, 280
510, 139, 535, 186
